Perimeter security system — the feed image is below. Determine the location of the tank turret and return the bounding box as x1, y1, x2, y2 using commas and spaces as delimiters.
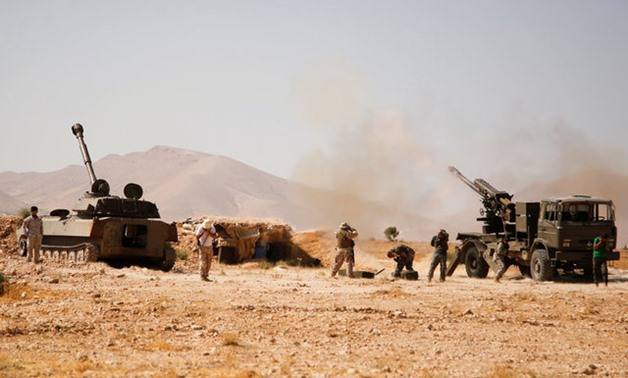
15, 123, 177, 271
71, 123, 161, 219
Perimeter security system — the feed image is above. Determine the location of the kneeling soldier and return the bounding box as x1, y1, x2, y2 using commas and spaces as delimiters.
387, 245, 416, 278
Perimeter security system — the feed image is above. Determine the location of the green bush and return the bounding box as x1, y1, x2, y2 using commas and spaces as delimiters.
384, 226, 399, 242
0, 271, 6, 296
17, 208, 30, 218
174, 248, 188, 261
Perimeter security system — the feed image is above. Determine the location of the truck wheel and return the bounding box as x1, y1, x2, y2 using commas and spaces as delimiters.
530, 249, 552, 281
465, 246, 489, 278
158, 246, 176, 272
518, 265, 531, 278
19, 238, 28, 257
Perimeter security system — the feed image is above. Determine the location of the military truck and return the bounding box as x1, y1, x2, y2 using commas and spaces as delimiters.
17, 123, 178, 271
447, 166, 620, 281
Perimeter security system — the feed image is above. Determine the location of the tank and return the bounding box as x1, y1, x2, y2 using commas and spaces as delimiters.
16, 123, 178, 271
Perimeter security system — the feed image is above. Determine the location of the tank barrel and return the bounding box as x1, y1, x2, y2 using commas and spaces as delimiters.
71, 123, 97, 185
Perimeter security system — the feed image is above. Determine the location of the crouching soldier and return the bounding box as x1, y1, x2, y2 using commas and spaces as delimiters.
331, 223, 358, 278
427, 229, 449, 282
494, 235, 512, 283
387, 244, 416, 278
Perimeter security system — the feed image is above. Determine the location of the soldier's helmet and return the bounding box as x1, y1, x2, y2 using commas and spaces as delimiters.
387, 250, 396, 258
340, 222, 351, 230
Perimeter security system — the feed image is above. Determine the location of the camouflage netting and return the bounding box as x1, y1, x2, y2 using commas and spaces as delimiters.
0, 216, 22, 256
179, 217, 294, 263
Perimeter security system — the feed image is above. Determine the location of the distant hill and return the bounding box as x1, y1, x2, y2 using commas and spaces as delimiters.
0, 146, 435, 238
0, 187, 26, 215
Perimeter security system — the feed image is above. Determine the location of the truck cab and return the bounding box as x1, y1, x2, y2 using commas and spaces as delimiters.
531, 195, 618, 279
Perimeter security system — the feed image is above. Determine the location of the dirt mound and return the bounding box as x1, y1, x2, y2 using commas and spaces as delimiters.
291, 229, 336, 267
0, 216, 22, 256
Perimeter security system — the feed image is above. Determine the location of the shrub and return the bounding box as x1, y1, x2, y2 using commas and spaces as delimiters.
384, 226, 399, 242
0, 271, 6, 296
174, 248, 188, 261
17, 208, 30, 219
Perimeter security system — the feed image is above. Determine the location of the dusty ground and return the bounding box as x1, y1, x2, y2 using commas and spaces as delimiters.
1, 229, 627, 378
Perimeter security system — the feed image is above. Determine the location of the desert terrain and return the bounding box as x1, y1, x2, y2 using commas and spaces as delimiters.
1, 217, 627, 378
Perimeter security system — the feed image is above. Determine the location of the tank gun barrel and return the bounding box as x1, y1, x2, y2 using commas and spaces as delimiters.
71, 123, 97, 185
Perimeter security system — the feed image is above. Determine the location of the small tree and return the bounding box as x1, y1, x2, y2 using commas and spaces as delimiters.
17, 208, 30, 218
384, 226, 399, 242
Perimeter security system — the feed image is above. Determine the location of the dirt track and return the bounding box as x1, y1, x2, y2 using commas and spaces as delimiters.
1, 244, 627, 378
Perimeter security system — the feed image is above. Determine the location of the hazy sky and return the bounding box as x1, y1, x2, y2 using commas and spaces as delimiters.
1, 0, 627, 184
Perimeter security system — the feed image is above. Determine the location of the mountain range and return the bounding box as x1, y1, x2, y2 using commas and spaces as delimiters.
0, 146, 435, 238
1, 146, 625, 242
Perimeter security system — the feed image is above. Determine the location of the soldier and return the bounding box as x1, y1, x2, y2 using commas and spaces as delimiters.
331, 222, 358, 278
592, 233, 609, 287
493, 235, 511, 283
195, 219, 218, 282
427, 229, 448, 282
23, 206, 43, 264
387, 244, 416, 278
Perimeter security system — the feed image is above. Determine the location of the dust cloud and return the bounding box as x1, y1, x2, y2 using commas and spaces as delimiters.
290, 109, 451, 240
291, 61, 626, 240
291, 101, 627, 242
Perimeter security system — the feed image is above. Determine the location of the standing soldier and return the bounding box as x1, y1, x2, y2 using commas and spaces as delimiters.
23, 206, 44, 264
592, 233, 609, 287
331, 222, 358, 278
427, 229, 449, 282
195, 219, 218, 282
387, 244, 416, 278
493, 235, 512, 283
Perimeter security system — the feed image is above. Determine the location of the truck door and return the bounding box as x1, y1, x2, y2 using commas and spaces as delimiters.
538, 201, 559, 247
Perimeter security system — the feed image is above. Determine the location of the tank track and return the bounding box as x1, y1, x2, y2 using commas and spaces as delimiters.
40, 242, 99, 264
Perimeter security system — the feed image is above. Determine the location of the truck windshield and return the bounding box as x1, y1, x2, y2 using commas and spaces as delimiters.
560, 202, 614, 222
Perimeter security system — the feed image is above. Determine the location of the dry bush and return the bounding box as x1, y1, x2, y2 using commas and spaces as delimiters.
0, 282, 32, 302
146, 336, 182, 352
370, 287, 409, 298
0, 352, 24, 373
579, 301, 601, 316
221, 332, 241, 347
483, 365, 538, 378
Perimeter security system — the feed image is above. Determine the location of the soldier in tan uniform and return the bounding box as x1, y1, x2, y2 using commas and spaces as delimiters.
331, 223, 358, 278
23, 206, 43, 264
195, 220, 217, 282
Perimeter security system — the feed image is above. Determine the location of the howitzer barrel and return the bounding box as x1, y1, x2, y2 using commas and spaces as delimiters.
448, 166, 485, 197
71, 123, 97, 185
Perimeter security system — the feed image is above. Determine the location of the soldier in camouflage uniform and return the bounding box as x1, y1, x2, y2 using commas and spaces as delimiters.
427, 229, 449, 282
387, 244, 416, 278
493, 235, 511, 283
331, 223, 358, 278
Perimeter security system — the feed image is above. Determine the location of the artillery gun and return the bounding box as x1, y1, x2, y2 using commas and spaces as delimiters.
447, 166, 620, 281
16, 123, 178, 271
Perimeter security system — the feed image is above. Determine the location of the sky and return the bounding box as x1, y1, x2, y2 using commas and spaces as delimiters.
1, 0, 627, 192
